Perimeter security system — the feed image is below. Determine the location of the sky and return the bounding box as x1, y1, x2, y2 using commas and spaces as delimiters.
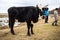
0, 0, 60, 13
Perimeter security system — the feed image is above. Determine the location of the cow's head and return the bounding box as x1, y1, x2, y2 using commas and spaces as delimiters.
32, 5, 45, 23
32, 5, 40, 23
36, 5, 44, 16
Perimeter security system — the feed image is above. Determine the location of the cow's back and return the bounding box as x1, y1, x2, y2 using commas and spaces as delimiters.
8, 6, 36, 22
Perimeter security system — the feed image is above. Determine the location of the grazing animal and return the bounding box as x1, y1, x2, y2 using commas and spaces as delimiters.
8, 5, 43, 36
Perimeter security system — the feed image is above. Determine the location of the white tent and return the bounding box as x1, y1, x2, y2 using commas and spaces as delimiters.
0, 17, 8, 26
0, 17, 20, 26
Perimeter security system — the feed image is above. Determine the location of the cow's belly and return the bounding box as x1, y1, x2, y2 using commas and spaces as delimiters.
17, 17, 26, 22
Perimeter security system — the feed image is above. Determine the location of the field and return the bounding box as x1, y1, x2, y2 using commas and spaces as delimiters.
0, 14, 60, 40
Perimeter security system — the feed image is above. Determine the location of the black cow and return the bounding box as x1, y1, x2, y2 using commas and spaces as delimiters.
8, 5, 43, 36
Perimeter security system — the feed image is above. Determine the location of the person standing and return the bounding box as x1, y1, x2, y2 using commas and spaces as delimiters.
44, 9, 50, 23
42, 5, 50, 23
42, 5, 49, 19
52, 8, 58, 26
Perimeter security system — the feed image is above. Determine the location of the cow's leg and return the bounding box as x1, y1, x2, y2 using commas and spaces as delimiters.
9, 17, 15, 35
30, 24, 34, 34
27, 22, 31, 36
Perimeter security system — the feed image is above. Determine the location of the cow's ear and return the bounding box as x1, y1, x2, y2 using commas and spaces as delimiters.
36, 5, 39, 11
36, 5, 38, 8
36, 5, 40, 13
36, 5, 38, 7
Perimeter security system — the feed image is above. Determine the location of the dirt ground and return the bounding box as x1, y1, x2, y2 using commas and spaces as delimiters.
0, 15, 60, 40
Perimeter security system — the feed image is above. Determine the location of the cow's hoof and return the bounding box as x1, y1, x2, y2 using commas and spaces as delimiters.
11, 33, 16, 35
11, 32, 15, 35
27, 34, 31, 36
31, 33, 34, 35
12, 33, 16, 35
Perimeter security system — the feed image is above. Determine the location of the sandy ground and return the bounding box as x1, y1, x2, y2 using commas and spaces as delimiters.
0, 15, 60, 40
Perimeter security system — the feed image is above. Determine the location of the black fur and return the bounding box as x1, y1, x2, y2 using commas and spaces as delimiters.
8, 5, 43, 36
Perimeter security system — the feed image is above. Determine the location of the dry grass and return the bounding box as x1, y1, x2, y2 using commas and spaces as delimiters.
0, 15, 60, 40
0, 13, 8, 18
